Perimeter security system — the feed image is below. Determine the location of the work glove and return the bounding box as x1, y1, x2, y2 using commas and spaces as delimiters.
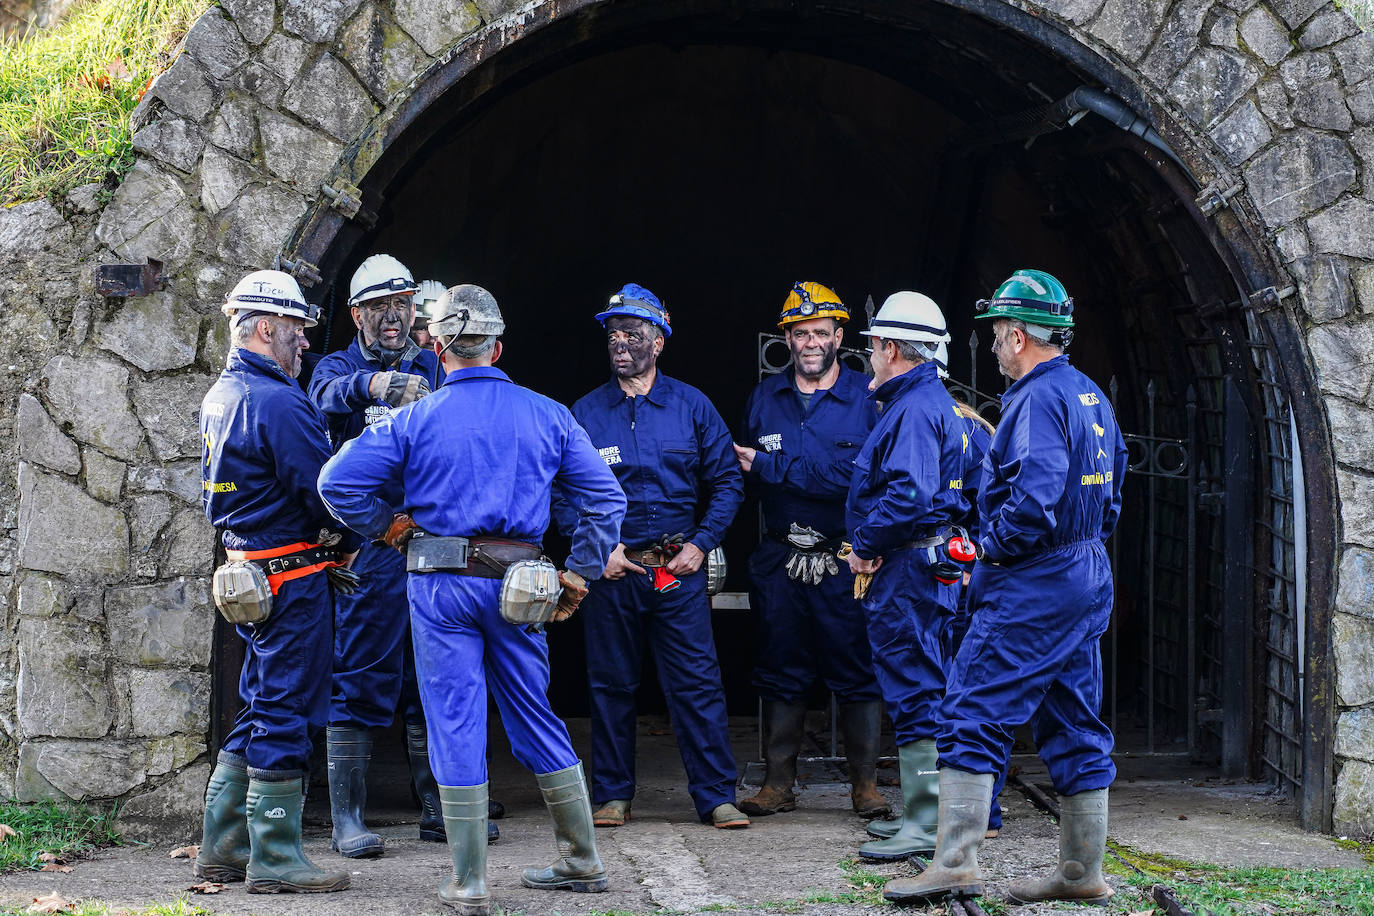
382, 513, 419, 552
656, 532, 686, 558
786, 523, 824, 550
370, 371, 432, 407
837, 542, 873, 600
552, 570, 589, 622
785, 550, 804, 580
325, 564, 362, 595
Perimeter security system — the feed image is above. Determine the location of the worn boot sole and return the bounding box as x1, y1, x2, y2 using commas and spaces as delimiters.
419, 826, 446, 842
853, 801, 892, 819
438, 894, 490, 914
737, 798, 796, 816
1006, 885, 1113, 905
859, 839, 936, 861
246, 875, 351, 894
331, 834, 385, 858
520, 874, 609, 893
883, 881, 983, 904
194, 862, 246, 882
592, 811, 629, 827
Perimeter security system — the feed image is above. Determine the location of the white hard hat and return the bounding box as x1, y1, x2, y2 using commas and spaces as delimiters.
429, 284, 505, 338
933, 339, 949, 379
349, 254, 418, 306
860, 291, 951, 345
222, 270, 318, 327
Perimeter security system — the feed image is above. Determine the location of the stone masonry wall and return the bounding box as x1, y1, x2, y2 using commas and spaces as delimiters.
3, 0, 1374, 838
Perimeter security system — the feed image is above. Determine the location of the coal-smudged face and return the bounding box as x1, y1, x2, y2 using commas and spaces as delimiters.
353, 293, 416, 351
605, 316, 662, 379
266, 316, 309, 378
786, 317, 842, 381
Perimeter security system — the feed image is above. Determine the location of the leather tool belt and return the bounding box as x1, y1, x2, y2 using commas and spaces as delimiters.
623, 546, 672, 568
407, 532, 542, 576
225, 541, 342, 595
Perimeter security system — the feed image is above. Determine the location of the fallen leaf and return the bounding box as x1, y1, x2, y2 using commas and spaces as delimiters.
1128, 911, 1154, 916
40, 863, 73, 873
187, 882, 226, 894
37, 853, 66, 864
26, 892, 73, 914
0, 823, 19, 840
169, 845, 199, 859
105, 58, 132, 82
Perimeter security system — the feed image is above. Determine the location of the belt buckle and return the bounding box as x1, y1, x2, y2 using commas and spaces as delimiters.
266, 557, 288, 575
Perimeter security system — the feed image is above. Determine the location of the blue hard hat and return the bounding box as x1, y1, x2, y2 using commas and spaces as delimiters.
595, 283, 672, 337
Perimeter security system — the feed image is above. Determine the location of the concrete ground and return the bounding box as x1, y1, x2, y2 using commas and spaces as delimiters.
0, 717, 1363, 915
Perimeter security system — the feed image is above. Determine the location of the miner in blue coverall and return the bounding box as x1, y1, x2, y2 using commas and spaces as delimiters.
318, 285, 626, 915
195, 270, 357, 895
731, 282, 887, 822
863, 340, 1006, 846
555, 283, 749, 830
884, 270, 1127, 907
307, 254, 459, 858
842, 290, 971, 862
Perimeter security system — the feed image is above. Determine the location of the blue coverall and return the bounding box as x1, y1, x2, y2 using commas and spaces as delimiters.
308, 337, 441, 728
741, 366, 880, 705
845, 362, 969, 746
201, 348, 362, 772
557, 374, 745, 820
938, 355, 1128, 796
317, 366, 626, 786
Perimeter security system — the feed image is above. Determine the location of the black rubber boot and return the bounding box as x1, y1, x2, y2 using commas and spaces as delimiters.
738, 700, 806, 816
245, 771, 350, 894
859, 739, 938, 859
438, 783, 489, 914
195, 752, 250, 882
327, 726, 384, 858
1007, 788, 1113, 904
406, 721, 446, 842
882, 769, 994, 904
520, 762, 609, 892
840, 701, 891, 819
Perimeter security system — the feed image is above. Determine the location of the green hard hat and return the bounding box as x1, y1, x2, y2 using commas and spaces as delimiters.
975, 269, 1075, 328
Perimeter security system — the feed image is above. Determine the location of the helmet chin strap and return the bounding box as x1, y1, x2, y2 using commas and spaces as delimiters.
435, 310, 472, 360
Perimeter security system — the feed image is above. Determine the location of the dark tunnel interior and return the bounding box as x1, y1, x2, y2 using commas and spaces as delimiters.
290, 4, 1269, 767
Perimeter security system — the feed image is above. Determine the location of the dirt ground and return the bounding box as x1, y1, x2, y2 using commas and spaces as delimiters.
0, 718, 1362, 915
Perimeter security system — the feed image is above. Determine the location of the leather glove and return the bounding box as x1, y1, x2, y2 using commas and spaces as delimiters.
853, 571, 873, 600
382, 513, 419, 552
551, 570, 588, 622
808, 553, 825, 586
325, 564, 361, 595
786, 523, 824, 550
823, 552, 839, 577
371, 371, 432, 407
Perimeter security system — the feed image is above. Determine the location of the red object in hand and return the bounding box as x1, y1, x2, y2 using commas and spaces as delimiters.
651, 566, 681, 593
947, 536, 979, 564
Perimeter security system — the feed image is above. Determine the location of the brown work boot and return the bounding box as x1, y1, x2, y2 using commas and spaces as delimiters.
738, 784, 797, 816
840, 701, 891, 819
591, 799, 630, 827
739, 700, 805, 816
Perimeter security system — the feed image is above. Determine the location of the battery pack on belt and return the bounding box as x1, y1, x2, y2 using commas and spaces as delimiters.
225, 542, 341, 595
406, 533, 542, 576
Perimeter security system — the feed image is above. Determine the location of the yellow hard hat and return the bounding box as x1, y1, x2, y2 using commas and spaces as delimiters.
778, 281, 848, 328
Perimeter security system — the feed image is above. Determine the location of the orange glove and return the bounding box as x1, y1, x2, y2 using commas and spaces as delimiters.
552, 570, 588, 622
383, 513, 419, 552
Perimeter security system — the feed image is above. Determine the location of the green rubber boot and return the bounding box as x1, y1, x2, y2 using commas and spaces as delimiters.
520, 762, 609, 893
859, 739, 938, 860
438, 783, 489, 914
1007, 788, 1113, 904
245, 771, 350, 894
882, 769, 994, 904
194, 752, 250, 882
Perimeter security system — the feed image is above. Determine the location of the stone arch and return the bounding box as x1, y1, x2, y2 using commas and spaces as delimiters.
12, 0, 1364, 836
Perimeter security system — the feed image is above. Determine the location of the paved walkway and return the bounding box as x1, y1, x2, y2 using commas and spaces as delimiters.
0, 718, 1361, 915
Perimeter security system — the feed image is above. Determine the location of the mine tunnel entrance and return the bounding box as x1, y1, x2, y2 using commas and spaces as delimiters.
213, 1, 1331, 818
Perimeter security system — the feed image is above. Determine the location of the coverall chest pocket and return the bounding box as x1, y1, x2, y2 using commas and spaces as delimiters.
660, 440, 699, 498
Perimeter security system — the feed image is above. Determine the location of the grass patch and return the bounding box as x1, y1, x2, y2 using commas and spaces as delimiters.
1110, 841, 1374, 916
0, 0, 210, 206
0, 798, 121, 872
